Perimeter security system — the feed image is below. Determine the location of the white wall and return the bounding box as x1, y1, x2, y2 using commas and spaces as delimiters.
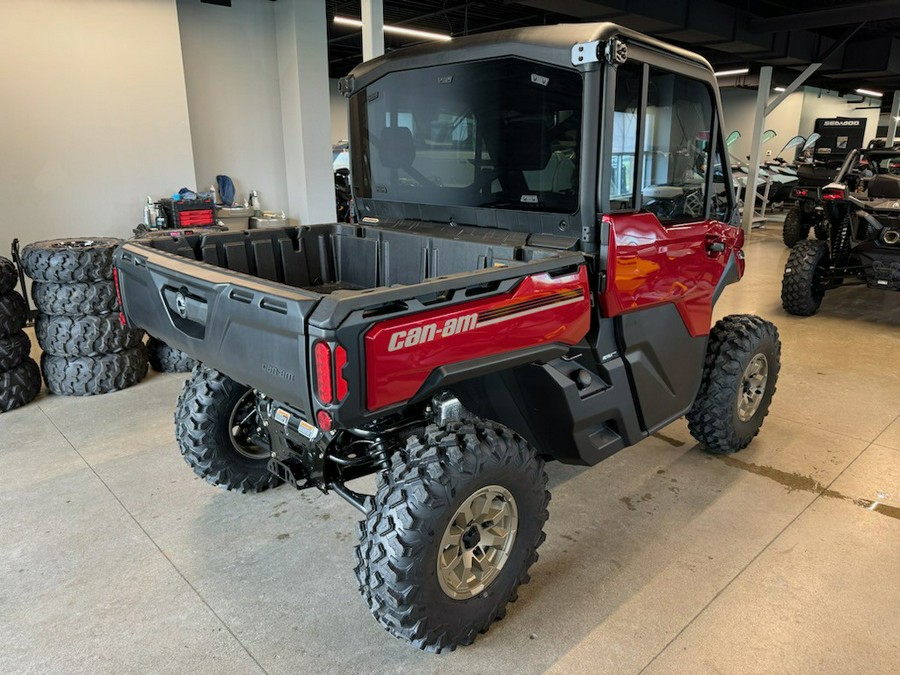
720, 88, 803, 161
720, 85, 881, 161
0, 0, 195, 245
177, 0, 288, 212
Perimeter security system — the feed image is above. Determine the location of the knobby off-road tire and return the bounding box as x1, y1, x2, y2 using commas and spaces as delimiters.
0, 331, 32, 371
782, 208, 810, 248
355, 419, 550, 653
687, 315, 781, 454
31, 280, 118, 315
21, 237, 121, 283
147, 337, 196, 373
0, 291, 28, 337
0, 358, 41, 413
41, 347, 148, 396
0, 257, 17, 294
781, 240, 829, 316
174, 366, 280, 493
35, 313, 144, 357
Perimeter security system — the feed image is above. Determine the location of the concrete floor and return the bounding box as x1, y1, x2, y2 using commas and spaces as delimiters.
2, 223, 899, 674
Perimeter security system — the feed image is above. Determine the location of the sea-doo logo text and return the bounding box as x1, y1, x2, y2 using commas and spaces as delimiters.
387, 314, 478, 351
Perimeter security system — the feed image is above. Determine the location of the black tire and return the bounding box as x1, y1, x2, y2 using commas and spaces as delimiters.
41, 347, 148, 396
781, 240, 829, 316
687, 315, 781, 455
0, 291, 28, 338
174, 366, 280, 493
35, 313, 144, 357
147, 337, 196, 373
0, 358, 41, 413
782, 208, 810, 247
31, 281, 119, 315
355, 419, 549, 653
0, 331, 31, 371
20, 237, 121, 283
0, 257, 17, 295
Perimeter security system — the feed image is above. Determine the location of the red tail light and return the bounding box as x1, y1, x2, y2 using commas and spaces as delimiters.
111, 266, 126, 327
316, 410, 333, 432
313, 341, 333, 404
822, 188, 845, 201
334, 346, 349, 401
791, 188, 808, 198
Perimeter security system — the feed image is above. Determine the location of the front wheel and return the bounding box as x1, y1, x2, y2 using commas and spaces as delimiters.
355, 419, 549, 652
174, 366, 280, 493
687, 315, 781, 454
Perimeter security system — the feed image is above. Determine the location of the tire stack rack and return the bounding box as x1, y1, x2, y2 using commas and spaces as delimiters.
21, 238, 148, 395
0, 256, 41, 412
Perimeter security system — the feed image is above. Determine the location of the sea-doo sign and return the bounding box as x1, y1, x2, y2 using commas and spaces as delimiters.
813, 117, 867, 160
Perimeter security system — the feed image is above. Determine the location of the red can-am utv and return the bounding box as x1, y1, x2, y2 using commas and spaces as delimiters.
114, 23, 781, 652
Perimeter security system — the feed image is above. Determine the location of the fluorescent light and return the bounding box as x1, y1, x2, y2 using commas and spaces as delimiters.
855, 88, 883, 97
334, 16, 452, 42
774, 87, 786, 92
715, 68, 749, 77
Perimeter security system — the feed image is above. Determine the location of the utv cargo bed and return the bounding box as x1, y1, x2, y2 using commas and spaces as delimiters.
114, 222, 586, 416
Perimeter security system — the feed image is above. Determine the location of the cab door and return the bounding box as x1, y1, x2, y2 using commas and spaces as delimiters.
598, 56, 742, 430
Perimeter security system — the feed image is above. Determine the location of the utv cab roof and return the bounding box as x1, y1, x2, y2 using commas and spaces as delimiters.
342, 22, 716, 92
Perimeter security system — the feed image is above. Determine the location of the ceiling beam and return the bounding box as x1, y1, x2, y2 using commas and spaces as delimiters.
748, 0, 900, 33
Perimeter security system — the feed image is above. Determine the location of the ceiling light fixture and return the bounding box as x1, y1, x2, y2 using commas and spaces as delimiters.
334, 16, 452, 42
855, 88, 883, 97
774, 87, 786, 92
714, 68, 749, 77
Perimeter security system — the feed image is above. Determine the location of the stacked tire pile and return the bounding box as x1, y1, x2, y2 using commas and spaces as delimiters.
0, 257, 41, 412
21, 238, 149, 395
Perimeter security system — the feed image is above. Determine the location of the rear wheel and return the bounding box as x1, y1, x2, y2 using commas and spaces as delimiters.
355, 419, 549, 652
782, 208, 810, 247
174, 366, 280, 493
687, 315, 781, 454
147, 337, 196, 373
781, 240, 830, 316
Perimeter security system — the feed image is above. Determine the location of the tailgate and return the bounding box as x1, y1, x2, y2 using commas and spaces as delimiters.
114, 242, 320, 412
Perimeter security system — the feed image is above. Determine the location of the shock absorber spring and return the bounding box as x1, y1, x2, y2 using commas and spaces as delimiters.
368, 439, 391, 470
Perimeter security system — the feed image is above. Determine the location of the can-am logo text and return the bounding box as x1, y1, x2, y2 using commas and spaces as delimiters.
387, 314, 478, 351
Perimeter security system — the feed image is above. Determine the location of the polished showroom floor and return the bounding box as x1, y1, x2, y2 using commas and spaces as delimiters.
2, 221, 899, 673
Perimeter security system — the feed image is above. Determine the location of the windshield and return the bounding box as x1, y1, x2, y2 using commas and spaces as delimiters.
349, 58, 583, 214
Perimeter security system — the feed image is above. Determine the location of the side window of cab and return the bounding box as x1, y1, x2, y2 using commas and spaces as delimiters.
641, 68, 714, 225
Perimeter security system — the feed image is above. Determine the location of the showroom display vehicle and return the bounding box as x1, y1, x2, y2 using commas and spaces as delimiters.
115, 22, 781, 653
782, 148, 900, 315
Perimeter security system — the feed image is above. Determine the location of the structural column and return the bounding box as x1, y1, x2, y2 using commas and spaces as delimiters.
361, 0, 385, 61
274, 0, 336, 225
887, 91, 900, 147
742, 66, 773, 234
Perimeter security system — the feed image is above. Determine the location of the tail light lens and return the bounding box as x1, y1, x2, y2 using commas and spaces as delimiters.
822, 188, 846, 201
313, 341, 333, 405
111, 266, 126, 327
316, 410, 334, 432
334, 346, 349, 401
791, 188, 808, 198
